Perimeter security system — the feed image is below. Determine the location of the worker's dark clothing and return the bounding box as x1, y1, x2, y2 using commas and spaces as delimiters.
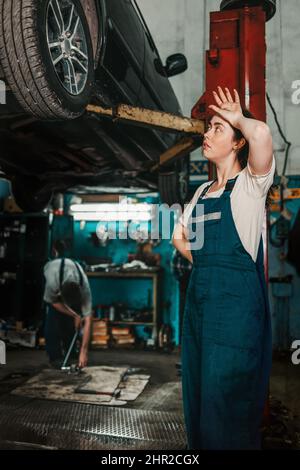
44, 304, 78, 363
43, 258, 87, 365
181, 176, 272, 449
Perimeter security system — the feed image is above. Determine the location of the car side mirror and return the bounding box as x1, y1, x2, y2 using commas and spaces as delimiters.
164, 53, 188, 77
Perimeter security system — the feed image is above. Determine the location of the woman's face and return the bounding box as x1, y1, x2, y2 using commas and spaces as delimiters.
202, 115, 236, 163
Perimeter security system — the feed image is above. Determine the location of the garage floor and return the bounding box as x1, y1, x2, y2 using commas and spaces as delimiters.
0, 347, 185, 450
0, 347, 299, 450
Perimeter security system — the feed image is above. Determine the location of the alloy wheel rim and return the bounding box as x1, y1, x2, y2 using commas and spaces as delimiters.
46, 0, 89, 95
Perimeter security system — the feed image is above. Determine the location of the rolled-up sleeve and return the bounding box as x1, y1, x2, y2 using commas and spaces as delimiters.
244, 154, 276, 197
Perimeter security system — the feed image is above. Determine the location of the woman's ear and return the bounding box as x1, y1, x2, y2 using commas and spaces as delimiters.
233, 137, 246, 151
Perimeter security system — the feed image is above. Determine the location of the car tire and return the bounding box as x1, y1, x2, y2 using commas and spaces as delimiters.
11, 176, 53, 212
158, 155, 190, 207
0, 0, 94, 119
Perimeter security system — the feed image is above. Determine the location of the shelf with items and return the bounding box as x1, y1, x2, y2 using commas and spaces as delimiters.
88, 269, 163, 349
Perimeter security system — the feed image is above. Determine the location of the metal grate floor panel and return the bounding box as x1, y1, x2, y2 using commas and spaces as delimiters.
0, 395, 186, 450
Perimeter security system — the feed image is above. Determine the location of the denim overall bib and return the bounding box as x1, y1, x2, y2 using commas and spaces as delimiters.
181, 175, 272, 450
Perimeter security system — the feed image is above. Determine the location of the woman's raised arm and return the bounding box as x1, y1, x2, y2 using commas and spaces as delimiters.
209, 86, 273, 175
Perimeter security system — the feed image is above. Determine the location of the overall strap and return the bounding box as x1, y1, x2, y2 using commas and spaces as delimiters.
224, 175, 239, 193
59, 258, 65, 289
199, 179, 216, 199
199, 174, 239, 199
73, 260, 83, 287
59, 258, 83, 288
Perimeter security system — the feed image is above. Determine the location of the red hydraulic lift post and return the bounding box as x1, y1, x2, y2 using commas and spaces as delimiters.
191, 0, 277, 424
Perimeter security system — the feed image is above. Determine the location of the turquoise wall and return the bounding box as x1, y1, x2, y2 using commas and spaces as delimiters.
70, 196, 181, 345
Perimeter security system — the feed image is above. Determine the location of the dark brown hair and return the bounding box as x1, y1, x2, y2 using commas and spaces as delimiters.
53, 239, 66, 257
232, 108, 253, 169
61, 281, 82, 313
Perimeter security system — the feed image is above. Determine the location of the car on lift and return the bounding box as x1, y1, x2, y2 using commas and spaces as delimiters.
0, 0, 189, 212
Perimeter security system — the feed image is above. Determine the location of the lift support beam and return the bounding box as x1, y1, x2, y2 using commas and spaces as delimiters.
86, 103, 205, 170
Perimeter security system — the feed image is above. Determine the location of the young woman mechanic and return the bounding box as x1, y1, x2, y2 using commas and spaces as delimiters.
172, 87, 275, 450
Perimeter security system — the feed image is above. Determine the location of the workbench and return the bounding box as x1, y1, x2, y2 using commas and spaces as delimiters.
86, 268, 163, 345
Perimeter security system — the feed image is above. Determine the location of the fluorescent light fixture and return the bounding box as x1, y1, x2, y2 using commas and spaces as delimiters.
73, 212, 152, 221
70, 203, 152, 213
70, 202, 154, 221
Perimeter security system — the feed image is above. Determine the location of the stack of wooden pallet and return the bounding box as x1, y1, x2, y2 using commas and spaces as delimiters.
91, 319, 110, 348
111, 326, 135, 348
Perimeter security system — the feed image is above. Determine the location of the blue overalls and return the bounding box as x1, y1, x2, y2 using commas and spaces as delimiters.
181, 176, 272, 450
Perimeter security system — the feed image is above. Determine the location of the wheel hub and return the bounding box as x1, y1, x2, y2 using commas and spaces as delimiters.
62, 37, 71, 56
46, 0, 89, 95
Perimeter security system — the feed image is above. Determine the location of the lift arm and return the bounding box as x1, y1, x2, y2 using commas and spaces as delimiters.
86, 103, 205, 170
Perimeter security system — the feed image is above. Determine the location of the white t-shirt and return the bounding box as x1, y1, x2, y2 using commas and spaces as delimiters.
177, 155, 276, 262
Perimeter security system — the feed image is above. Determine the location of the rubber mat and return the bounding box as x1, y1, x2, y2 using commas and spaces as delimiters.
11, 366, 150, 406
